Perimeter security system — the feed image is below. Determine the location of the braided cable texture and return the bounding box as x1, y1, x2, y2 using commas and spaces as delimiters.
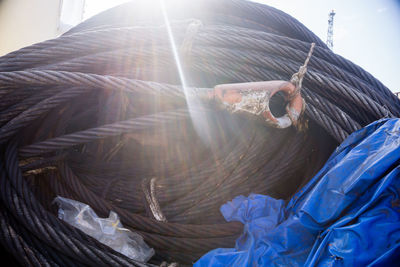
0, 0, 399, 265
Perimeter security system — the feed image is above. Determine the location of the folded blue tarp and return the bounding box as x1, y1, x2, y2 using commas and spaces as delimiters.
195, 119, 400, 266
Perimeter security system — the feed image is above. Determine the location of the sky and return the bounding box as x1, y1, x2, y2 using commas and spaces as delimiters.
251, 0, 400, 93
84, 0, 400, 93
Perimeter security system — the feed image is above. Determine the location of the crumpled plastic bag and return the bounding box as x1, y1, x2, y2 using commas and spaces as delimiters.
54, 196, 154, 262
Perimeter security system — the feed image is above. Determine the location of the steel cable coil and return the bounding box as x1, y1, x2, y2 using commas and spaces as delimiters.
0, 0, 399, 265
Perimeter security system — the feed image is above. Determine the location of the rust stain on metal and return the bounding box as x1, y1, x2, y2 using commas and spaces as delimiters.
210, 80, 305, 128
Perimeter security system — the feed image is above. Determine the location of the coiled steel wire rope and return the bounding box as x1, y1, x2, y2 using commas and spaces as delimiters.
0, 0, 399, 265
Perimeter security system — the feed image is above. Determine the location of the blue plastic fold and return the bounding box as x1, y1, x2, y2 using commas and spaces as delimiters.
195, 119, 400, 266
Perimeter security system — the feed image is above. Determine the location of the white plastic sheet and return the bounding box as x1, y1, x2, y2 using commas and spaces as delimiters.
54, 196, 154, 262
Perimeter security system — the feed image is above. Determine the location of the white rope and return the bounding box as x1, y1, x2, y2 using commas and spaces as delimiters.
290, 42, 315, 96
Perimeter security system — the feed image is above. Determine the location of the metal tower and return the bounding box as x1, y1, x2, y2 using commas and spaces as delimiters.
326, 10, 336, 49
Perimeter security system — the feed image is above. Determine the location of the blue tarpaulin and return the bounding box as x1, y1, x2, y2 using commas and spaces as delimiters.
195, 119, 400, 266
